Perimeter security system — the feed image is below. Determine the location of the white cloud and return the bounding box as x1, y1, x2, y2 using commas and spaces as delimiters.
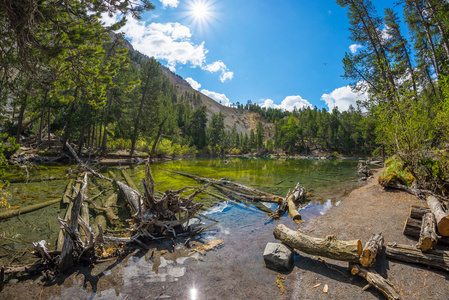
101, 14, 233, 81
202, 60, 234, 82
201, 89, 231, 106
349, 44, 363, 54
261, 95, 312, 111
186, 78, 201, 90
159, 0, 179, 9
320, 84, 368, 111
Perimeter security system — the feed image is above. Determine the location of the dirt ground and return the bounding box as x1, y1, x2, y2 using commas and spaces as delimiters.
286, 169, 449, 299
1, 168, 448, 299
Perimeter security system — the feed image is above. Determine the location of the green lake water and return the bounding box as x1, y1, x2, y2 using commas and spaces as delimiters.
0, 157, 364, 269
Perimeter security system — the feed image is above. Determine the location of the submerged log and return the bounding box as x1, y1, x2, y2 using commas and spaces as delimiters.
403, 217, 449, 245
426, 196, 449, 236
273, 224, 362, 263
121, 169, 138, 191
385, 242, 449, 272
62, 179, 75, 204
0, 198, 60, 220
419, 213, 438, 252
349, 264, 400, 300
360, 233, 384, 267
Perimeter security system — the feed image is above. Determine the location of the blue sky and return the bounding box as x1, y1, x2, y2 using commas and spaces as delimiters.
103, 0, 397, 111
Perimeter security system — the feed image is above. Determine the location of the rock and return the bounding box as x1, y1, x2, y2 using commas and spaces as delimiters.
263, 242, 293, 271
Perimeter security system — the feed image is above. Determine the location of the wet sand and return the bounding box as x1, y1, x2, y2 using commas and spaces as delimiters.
1, 169, 448, 299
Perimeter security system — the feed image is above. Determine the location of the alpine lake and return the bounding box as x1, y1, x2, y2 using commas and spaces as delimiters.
0, 157, 367, 299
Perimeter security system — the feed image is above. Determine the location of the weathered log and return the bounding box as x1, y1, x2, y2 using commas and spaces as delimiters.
57, 200, 73, 251
94, 214, 107, 235
403, 217, 449, 245
385, 242, 449, 272
115, 180, 143, 214
357, 163, 373, 177
360, 233, 384, 267
58, 173, 88, 271
419, 213, 438, 251
32, 240, 52, 262
349, 264, 400, 300
0, 198, 60, 220
121, 169, 138, 191
273, 224, 362, 263
426, 196, 449, 236
62, 179, 75, 204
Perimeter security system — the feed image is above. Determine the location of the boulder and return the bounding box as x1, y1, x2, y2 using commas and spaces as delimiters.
263, 242, 293, 271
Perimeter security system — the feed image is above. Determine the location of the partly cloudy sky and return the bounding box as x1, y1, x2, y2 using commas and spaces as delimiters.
103, 0, 395, 111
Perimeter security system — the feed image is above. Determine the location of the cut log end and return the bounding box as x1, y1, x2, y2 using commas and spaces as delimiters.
437, 217, 449, 237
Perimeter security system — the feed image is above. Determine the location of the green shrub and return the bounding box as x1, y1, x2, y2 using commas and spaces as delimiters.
379, 156, 415, 187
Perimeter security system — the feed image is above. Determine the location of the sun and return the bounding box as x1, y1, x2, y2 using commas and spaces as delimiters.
192, 2, 209, 20
184, 0, 217, 31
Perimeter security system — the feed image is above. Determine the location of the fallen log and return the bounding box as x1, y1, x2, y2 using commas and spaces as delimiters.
360, 233, 384, 267
283, 183, 306, 222
385, 242, 449, 272
403, 217, 449, 245
409, 205, 430, 220
419, 213, 438, 252
0, 198, 60, 220
121, 169, 138, 191
115, 180, 143, 214
7, 176, 69, 184
357, 163, 373, 177
212, 184, 283, 203
273, 224, 362, 263
349, 264, 400, 300
62, 179, 75, 204
58, 173, 88, 271
426, 196, 449, 236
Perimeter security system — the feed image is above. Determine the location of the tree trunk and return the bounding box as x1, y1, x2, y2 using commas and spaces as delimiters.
419, 212, 438, 251
0, 198, 60, 220
411, 0, 441, 81
77, 105, 91, 156
385, 242, 449, 272
62, 90, 78, 151
273, 224, 362, 263
425, 0, 449, 61
16, 93, 28, 144
151, 119, 166, 156
349, 264, 400, 300
426, 196, 449, 236
47, 106, 51, 148
360, 233, 384, 267
101, 91, 113, 154
37, 90, 49, 145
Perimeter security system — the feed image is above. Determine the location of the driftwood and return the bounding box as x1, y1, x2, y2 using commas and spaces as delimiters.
419, 213, 438, 252
115, 180, 143, 214
273, 224, 362, 263
385, 242, 449, 272
275, 183, 306, 222
357, 163, 373, 177
360, 233, 384, 267
403, 217, 449, 245
0, 198, 60, 220
426, 196, 449, 236
349, 264, 400, 300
